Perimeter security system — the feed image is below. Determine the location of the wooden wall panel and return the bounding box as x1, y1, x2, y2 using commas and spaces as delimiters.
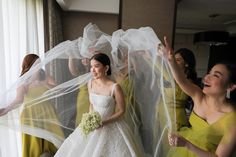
61, 12, 119, 40
122, 0, 176, 44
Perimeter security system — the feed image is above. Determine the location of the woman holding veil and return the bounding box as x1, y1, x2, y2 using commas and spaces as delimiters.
161, 37, 236, 157
0, 54, 64, 157
153, 47, 197, 156
68, 56, 90, 126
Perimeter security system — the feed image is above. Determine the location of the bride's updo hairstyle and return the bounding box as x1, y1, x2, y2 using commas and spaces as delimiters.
90, 53, 112, 76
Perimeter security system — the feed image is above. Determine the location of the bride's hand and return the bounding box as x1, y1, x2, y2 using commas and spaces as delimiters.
96, 121, 105, 129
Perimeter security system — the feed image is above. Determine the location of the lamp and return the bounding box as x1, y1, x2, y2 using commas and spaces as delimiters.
193, 31, 229, 46
193, 14, 230, 46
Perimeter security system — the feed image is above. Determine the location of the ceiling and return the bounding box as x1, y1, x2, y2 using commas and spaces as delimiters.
176, 0, 236, 35
56, 0, 119, 14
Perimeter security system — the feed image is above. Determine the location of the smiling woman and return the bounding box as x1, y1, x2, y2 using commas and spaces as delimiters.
161, 37, 236, 157
54, 53, 146, 157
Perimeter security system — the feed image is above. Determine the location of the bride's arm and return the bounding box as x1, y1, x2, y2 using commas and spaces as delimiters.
102, 84, 125, 125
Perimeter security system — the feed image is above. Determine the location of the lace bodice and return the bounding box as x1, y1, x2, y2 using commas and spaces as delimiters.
89, 93, 115, 120
89, 82, 117, 120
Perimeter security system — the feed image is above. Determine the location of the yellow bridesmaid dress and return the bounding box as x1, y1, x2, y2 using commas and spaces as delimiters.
117, 75, 141, 132
154, 84, 189, 156
20, 86, 64, 157
75, 84, 90, 126
168, 84, 189, 130
154, 60, 189, 130
167, 111, 236, 157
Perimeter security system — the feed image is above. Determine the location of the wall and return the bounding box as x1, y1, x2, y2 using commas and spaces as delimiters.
60, 0, 177, 43
61, 12, 119, 40
122, 0, 176, 44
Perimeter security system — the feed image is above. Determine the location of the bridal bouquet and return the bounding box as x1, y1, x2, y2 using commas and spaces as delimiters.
79, 111, 102, 136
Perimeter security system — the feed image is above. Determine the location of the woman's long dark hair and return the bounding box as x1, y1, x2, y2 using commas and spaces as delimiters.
175, 48, 197, 83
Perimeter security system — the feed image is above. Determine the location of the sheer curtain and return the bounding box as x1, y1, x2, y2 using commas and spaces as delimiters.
0, 0, 44, 156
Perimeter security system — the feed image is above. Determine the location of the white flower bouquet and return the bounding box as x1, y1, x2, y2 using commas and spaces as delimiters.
79, 111, 102, 136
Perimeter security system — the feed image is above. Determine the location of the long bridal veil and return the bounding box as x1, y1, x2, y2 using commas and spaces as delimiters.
0, 23, 176, 156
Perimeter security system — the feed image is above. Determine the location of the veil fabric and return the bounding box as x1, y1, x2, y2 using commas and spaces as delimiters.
0, 23, 176, 156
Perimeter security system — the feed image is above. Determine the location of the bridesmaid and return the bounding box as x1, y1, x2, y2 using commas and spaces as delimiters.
161, 37, 236, 157
0, 54, 64, 157
114, 52, 141, 136
152, 47, 198, 157
68, 56, 90, 126
155, 47, 197, 130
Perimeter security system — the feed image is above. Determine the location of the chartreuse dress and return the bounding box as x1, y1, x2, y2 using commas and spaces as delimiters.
156, 84, 189, 130
167, 111, 236, 157
154, 59, 189, 131
154, 84, 189, 156
117, 75, 141, 134
75, 84, 90, 126
20, 86, 64, 157
153, 58, 190, 156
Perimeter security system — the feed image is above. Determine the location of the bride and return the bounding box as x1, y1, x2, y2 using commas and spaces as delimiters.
54, 53, 145, 157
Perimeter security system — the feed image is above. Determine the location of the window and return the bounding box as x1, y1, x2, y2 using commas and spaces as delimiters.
0, 0, 44, 156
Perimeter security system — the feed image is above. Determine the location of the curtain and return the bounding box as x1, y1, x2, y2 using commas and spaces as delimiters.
0, 0, 44, 156
46, 0, 63, 49
44, 0, 76, 136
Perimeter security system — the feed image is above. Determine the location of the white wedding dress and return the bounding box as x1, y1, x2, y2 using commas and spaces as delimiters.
54, 83, 144, 157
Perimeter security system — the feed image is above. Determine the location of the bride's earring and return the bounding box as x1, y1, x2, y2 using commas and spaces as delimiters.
105, 66, 109, 75
226, 89, 231, 99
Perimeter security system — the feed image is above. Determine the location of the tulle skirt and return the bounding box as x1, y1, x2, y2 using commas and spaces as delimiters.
55, 120, 145, 157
